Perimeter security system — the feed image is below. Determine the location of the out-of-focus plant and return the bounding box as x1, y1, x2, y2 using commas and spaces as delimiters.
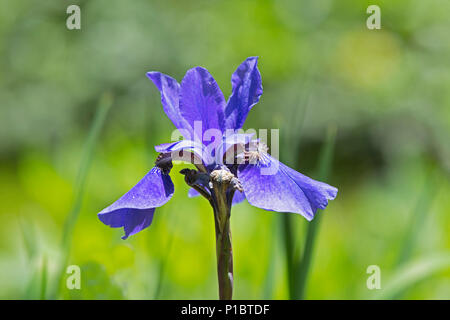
51, 93, 113, 299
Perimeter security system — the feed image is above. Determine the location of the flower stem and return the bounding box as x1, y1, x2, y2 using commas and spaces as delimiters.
211, 174, 234, 300
214, 210, 233, 300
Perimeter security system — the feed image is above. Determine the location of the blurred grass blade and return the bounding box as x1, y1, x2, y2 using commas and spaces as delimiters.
262, 215, 279, 299
40, 256, 47, 300
19, 216, 37, 260
281, 214, 296, 298
19, 214, 41, 299
284, 80, 311, 159
24, 268, 40, 299
374, 253, 450, 299
279, 80, 312, 299
153, 206, 179, 299
50, 92, 113, 299
153, 229, 175, 299
294, 125, 337, 300
61, 92, 113, 249
397, 167, 439, 266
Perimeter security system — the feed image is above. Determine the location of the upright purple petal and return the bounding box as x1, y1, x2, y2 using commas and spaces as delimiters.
98, 167, 174, 239
238, 156, 337, 220
225, 57, 263, 130
146, 72, 193, 138
179, 67, 226, 143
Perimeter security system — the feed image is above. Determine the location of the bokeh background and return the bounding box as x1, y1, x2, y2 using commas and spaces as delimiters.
1, 0, 449, 299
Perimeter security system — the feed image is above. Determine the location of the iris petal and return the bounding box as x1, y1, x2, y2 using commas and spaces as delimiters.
155, 139, 212, 166
146, 72, 193, 138
98, 168, 174, 239
225, 57, 263, 130
279, 162, 338, 211
180, 67, 226, 143
188, 188, 201, 198
155, 139, 204, 154
99, 208, 155, 240
232, 191, 246, 205
238, 155, 337, 220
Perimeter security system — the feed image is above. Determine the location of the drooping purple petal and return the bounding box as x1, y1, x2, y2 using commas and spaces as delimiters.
98, 167, 174, 239
225, 57, 263, 130
146, 72, 193, 139
179, 67, 226, 143
279, 162, 338, 211
238, 155, 337, 220
98, 208, 155, 240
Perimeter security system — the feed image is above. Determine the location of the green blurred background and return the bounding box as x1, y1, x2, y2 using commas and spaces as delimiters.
1, 0, 449, 299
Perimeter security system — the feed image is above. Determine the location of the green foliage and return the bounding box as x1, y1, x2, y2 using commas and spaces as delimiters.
294, 126, 337, 299
373, 254, 450, 300
62, 262, 124, 300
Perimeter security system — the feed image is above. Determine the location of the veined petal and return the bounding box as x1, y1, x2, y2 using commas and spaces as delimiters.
146, 72, 193, 138
225, 57, 263, 130
180, 67, 226, 143
279, 162, 338, 211
98, 168, 174, 239
98, 208, 155, 240
238, 155, 337, 220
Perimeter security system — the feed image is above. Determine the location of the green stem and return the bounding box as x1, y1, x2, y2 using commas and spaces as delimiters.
281, 214, 295, 299
214, 210, 233, 300
211, 178, 233, 300
40, 256, 47, 300
295, 215, 322, 299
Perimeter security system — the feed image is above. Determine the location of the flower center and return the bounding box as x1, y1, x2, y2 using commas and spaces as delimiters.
240, 141, 270, 165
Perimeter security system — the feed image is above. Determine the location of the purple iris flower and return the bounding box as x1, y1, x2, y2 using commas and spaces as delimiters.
98, 57, 337, 240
